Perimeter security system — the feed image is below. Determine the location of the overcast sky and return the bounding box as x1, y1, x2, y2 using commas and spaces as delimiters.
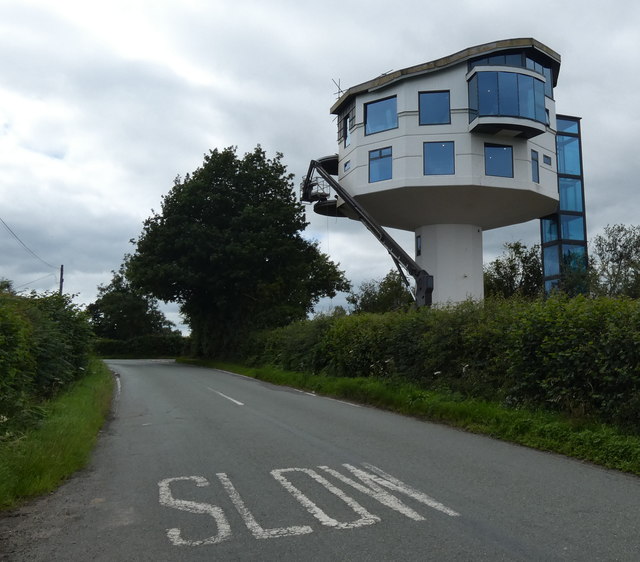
1, 0, 639, 330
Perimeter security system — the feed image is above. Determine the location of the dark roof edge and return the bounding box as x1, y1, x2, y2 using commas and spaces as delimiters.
330, 38, 561, 115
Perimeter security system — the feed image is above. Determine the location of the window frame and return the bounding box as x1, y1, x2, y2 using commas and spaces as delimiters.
368, 146, 393, 183
484, 143, 514, 178
364, 96, 398, 136
418, 90, 451, 125
423, 141, 455, 175
531, 150, 540, 183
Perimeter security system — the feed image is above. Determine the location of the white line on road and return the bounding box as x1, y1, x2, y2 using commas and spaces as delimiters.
207, 387, 244, 406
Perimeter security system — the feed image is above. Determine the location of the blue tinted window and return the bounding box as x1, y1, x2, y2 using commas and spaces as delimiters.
365, 97, 397, 135
518, 74, 535, 119
543, 67, 553, 98
543, 154, 552, 166
545, 279, 560, 293
557, 135, 581, 175
542, 217, 559, 242
534, 78, 546, 123
468, 75, 478, 121
344, 117, 351, 147
557, 118, 579, 134
531, 150, 539, 183
544, 245, 560, 276
505, 53, 523, 66
559, 178, 583, 211
419, 91, 450, 125
561, 215, 585, 240
369, 147, 392, 182
498, 72, 519, 116
563, 245, 587, 270
478, 72, 499, 115
424, 142, 455, 175
485, 144, 513, 177
489, 54, 505, 65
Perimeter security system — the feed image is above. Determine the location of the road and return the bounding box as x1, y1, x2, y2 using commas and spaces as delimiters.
1, 359, 640, 561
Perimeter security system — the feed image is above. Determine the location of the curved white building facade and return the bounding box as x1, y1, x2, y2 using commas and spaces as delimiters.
328, 38, 562, 304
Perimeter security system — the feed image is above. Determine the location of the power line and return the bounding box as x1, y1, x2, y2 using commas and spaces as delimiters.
14, 273, 57, 291
0, 215, 57, 270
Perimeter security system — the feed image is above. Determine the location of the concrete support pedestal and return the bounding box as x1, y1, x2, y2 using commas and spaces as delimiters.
415, 224, 484, 305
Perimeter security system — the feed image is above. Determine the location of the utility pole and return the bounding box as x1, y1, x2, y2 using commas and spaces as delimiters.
59, 264, 64, 295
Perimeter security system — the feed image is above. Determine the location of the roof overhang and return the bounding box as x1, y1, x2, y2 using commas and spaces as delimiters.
331, 38, 561, 116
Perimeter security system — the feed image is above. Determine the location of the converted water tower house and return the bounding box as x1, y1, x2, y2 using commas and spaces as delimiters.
302, 38, 587, 304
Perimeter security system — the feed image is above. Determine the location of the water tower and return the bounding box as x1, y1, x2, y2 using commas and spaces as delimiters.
302, 38, 566, 305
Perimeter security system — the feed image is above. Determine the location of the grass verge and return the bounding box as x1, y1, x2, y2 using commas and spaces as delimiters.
0, 358, 114, 510
180, 358, 640, 476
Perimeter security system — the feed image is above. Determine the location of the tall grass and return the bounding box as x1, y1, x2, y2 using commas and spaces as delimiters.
0, 358, 114, 510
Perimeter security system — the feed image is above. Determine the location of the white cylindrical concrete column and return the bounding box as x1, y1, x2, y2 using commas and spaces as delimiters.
415, 224, 484, 305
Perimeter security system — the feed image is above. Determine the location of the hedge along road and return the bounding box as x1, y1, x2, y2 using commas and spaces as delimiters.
2, 360, 640, 561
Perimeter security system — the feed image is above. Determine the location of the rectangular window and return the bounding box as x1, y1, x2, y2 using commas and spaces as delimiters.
424, 141, 455, 175
541, 217, 559, 243
531, 150, 539, 183
419, 91, 450, 125
561, 215, 585, 240
543, 245, 560, 277
543, 154, 552, 166
369, 147, 392, 182
557, 135, 581, 175
343, 160, 351, 173
343, 116, 352, 147
559, 178, 583, 211
416, 235, 422, 257
478, 72, 499, 115
498, 72, 519, 116
485, 144, 513, 178
365, 97, 397, 135
557, 118, 579, 134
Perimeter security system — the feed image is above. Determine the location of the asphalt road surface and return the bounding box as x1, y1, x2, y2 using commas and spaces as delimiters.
1, 359, 640, 561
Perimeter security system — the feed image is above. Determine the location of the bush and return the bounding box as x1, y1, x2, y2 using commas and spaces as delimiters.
93, 334, 189, 358
244, 296, 640, 431
0, 291, 93, 433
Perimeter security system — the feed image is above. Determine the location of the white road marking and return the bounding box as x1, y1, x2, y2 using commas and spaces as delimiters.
360, 463, 460, 517
158, 476, 231, 546
271, 468, 380, 529
207, 387, 244, 406
216, 473, 313, 539
318, 465, 426, 521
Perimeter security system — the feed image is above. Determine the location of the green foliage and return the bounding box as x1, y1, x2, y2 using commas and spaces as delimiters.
127, 146, 349, 357
0, 288, 92, 434
248, 296, 640, 432
0, 358, 113, 510
484, 241, 543, 298
590, 224, 640, 297
93, 334, 188, 358
87, 266, 177, 340
347, 270, 414, 313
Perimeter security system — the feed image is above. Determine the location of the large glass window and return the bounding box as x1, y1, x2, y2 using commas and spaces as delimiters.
542, 217, 559, 242
557, 118, 579, 134
419, 91, 450, 125
562, 245, 587, 270
469, 71, 547, 124
424, 142, 455, 175
561, 215, 585, 241
531, 150, 539, 183
559, 178, 583, 212
544, 246, 560, 277
485, 144, 513, 177
365, 97, 397, 135
557, 135, 581, 175
369, 147, 392, 182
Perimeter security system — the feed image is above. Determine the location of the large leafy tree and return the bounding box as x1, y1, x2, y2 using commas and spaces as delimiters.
484, 241, 543, 299
126, 146, 349, 356
590, 224, 640, 297
87, 267, 176, 340
347, 270, 414, 313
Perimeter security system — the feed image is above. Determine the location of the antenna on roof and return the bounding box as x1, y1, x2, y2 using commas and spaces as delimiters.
332, 78, 344, 99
